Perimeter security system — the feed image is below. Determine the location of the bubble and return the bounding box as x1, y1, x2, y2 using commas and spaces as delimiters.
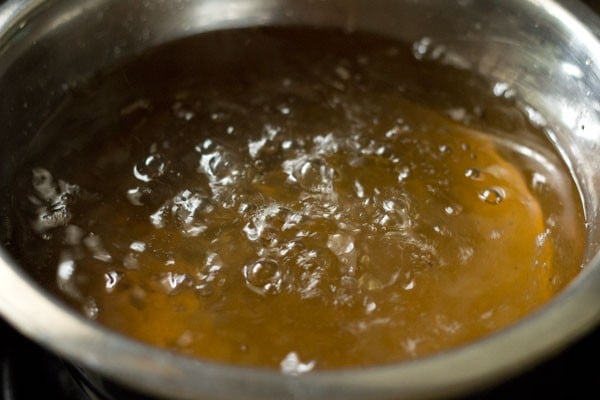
56, 251, 80, 300
446, 108, 466, 121
531, 172, 547, 190
412, 37, 433, 60
83, 233, 112, 262
198, 149, 240, 185
412, 38, 443, 61
327, 233, 355, 255
385, 126, 401, 139
172, 102, 195, 121
159, 272, 190, 296
195, 283, 214, 297
536, 228, 550, 247
133, 153, 167, 182
195, 253, 228, 297
490, 230, 503, 240
277, 104, 291, 115
478, 187, 505, 205
281, 140, 293, 151
35, 206, 72, 233
435, 315, 462, 335
402, 338, 421, 356
150, 204, 168, 229
57, 253, 75, 282
492, 82, 516, 98
444, 206, 456, 215
126, 187, 145, 206
242, 203, 284, 242
354, 180, 365, 198
282, 212, 303, 231
293, 247, 337, 300
464, 168, 481, 180
83, 299, 99, 319
335, 65, 351, 80
172, 189, 214, 236
412, 37, 470, 69
283, 156, 335, 194
150, 189, 214, 236
312, 133, 339, 155
458, 245, 474, 264
248, 137, 267, 159
195, 138, 215, 153
30, 170, 80, 233
375, 145, 387, 156
104, 271, 122, 292
280, 352, 315, 376
370, 191, 414, 232
397, 166, 410, 182
365, 301, 377, 314
243, 258, 282, 296
210, 111, 225, 121
123, 253, 139, 269
130, 241, 146, 252
176, 331, 194, 347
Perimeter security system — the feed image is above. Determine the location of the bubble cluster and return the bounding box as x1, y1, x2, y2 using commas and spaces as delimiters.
29, 168, 80, 234
151, 189, 214, 236
23, 73, 548, 321
285, 155, 336, 194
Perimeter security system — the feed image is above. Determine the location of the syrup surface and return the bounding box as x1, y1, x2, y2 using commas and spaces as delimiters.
10, 28, 585, 372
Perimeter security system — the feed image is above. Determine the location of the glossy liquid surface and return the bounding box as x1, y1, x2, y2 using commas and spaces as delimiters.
10, 28, 585, 372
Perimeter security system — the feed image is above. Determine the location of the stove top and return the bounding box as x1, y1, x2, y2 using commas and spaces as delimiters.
0, 319, 88, 400
0, 316, 598, 400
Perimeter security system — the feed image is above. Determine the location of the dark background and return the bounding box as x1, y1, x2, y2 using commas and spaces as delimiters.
0, 0, 599, 399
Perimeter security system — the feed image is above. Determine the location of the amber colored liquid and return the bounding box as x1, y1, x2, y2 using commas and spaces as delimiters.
10, 28, 585, 371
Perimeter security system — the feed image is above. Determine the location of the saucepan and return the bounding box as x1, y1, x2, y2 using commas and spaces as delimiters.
1, 0, 600, 399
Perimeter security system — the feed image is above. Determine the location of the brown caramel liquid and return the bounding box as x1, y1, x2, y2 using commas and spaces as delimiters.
10, 28, 585, 371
